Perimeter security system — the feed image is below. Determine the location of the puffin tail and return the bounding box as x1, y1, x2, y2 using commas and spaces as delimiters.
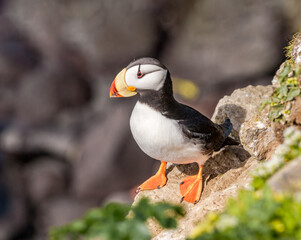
219, 118, 240, 147
220, 118, 232, 137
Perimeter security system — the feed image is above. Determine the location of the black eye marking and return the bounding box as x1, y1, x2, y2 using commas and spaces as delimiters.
137, 64, 144, 78
137, 71, 144, 78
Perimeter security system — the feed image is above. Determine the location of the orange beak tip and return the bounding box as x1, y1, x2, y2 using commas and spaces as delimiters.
109, 79, 123, 98
109, 68, 137, 98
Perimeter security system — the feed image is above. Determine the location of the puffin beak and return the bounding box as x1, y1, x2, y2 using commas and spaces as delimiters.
110, 68, 137, 98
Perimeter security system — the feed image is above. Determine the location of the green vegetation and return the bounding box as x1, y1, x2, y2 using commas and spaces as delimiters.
189, 187, 301, 240
50, 198, 184, 240
260, 61, 301, 122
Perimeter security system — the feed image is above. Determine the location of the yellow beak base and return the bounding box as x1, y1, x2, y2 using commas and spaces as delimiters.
110, 68, 137, 98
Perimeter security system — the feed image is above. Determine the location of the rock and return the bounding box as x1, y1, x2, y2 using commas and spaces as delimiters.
0, 16, 40, 81
152, 230, 182, 240
240, 107, 281, 160
134, 145, 256, 239
162, 0, 283, 89
238, 38, 301, 158
0, 196, 27, 240
0, 160, 27, 240
212, 85, 273, 140
23, 157, 68, 204
6, 0, 159, 72
289, 97, 301, 125
0, 127, 80, 161
268, 156, 301, 196
211, 84, 282, 160
271, 62, 286, 88
0, 16, 41, 121
15, 58, 92, 126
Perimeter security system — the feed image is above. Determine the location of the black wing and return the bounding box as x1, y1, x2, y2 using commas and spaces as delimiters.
175, 104, 227, 152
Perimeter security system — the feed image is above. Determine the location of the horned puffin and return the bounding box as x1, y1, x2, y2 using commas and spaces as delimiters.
110, 57, 237, 204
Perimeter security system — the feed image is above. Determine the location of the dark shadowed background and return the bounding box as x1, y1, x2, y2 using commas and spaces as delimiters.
0, 0, 300, 239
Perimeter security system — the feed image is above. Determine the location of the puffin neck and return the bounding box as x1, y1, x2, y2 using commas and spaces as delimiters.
138, 71, 178, 114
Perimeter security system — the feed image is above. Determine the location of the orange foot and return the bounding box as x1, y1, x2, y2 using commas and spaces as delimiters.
179, 165, 204, 204
136, 161, 167, 193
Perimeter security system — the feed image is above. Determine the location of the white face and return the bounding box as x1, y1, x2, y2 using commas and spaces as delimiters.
125, 64, 167, 91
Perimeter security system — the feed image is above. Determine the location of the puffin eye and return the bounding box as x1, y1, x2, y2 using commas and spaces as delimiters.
137, 64, 144, 79
137, 70, 144, 78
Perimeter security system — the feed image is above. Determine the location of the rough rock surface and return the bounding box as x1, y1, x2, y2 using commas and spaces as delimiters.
135, 146, 256, 240
289, 97, 301, 125
240, 107, 281, 160
268, 156, 301, 196
212, 85, 273, 140
211, 84, 280, 160
0, 127, 79, 160
238, 34, 301, 158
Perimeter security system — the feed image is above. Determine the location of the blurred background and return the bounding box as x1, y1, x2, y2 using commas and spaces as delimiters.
0, 0, 300, 239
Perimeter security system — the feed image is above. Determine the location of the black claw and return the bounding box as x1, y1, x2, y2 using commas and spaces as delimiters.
194, 200, 198, 205
180, 181, 184, 185
157, 185, 161, 189
136, 188, 141, 193
180, 196, 184, 203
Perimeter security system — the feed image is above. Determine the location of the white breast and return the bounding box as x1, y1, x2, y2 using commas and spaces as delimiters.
129, 102, 209, 165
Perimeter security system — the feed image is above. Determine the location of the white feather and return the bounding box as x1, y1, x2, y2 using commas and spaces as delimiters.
125, 64, 167, 91
130, 102, 210, 165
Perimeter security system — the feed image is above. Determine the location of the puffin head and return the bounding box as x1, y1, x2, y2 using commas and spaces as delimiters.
110, 57, 169, 98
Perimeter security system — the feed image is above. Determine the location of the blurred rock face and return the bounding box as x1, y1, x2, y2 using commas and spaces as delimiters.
23, 157, 68, 204
162, 0, 283, 90
15, 56, 92, 126
6, 0, 161, 72
0, 0, 299, 239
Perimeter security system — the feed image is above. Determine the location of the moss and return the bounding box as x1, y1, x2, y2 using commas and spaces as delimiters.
260, 61, 301, 123
284, 32, 300, 63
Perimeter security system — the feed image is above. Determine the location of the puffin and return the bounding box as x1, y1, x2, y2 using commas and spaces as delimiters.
109, 57, 237, 204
